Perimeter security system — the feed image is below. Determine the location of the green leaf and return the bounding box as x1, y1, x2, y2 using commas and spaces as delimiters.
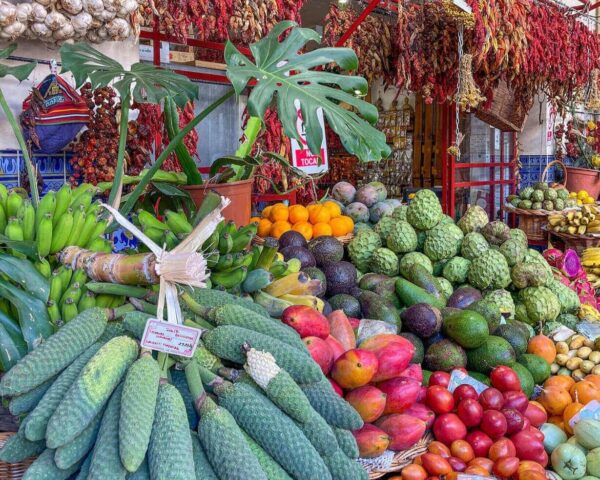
0, 235, 37, 260
225, 21, 390, 162
0, 254, 49, 303
151, 181, 192, 199
209, 155, 260, 178
59, 43, 198, 105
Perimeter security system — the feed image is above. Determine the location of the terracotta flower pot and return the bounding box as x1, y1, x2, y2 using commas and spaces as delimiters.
181, 179, 253, 227
565, 166, 600, 200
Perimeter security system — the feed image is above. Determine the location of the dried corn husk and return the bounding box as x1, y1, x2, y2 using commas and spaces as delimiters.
587, 69, 600, 110
455, 54, 486, 110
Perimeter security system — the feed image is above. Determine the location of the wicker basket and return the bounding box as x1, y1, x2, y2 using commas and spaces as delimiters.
253, 233, 354, 246
475, 81, 530, 132
0, 432, 35, 479
548, 228, 600, 255
367, 433, 432, 479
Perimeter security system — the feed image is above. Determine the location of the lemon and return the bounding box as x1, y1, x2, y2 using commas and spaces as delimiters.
569, 192, 578, 198
577, 199, 584, 206
584, 196, 596, 205
578, 190, 589, 200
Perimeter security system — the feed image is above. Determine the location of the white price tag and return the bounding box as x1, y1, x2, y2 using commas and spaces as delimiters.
576, 322, 600, 341
569, 400, 600, 428
140, 319, 200, 358
448, 370, 488, 394
550, 325, 577, 342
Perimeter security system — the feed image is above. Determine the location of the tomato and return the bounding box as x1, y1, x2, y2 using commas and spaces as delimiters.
514, 472, 547, 480
480, 410, 508, 439
515, 460, 546, 477
453, 384, 478, 403
401, 464, 427, 480
488, 438, 516, 461
457, 398, 484, 427
491, 366, 522, 392
447, 456, 467, 472
502, 390, 529, 414
493, 456, 519, 478
464, 465, 491, 476
524, 426, 544, 442
465, 430, 493, 457
432, 413, 467, 445
427, 441, 451, 458
468, 457, 494, 473
426, 385, 455, 414
450, 439, 474, 462
421, 453, 452, 476
428, 371, 450, 387
510, 429, 545, 462
502, 408, 525, 435
480, 387, 504, 410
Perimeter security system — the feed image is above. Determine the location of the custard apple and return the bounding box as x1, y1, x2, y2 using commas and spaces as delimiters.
542, 200, 554, 211
399, 252, 433, 276
331, 181, 356, 205
367, 181, 388, 202
392, 205, 408, 221
511, 262, 550, 289
519, 187, 534, 200
355, 185, 379, 208
531, 190, 544, 203
519, 286, 561, 324
436, 277, 454, 298
544, 189, 558, 201
484, 289, 515, 320
518, 200, 532, 209
523, 249, 553, 281
534, 182, 549, 190
461, 232, 490, 260
467, 249, 511, 290
370, 248, 399, 276
556, 188, 569, 201
432, 260, 448, 276
374, 216, 396, 245
423, 224, 464, 261
457, 205, 489, 233
440, 215, 455, 225
509, 229, 528, 247
510, 197, 521, 208
370, 201, 394, 223
348, 229, 381, 271
565, 198, 577, 208
556, 312, 579, 330
499, 238, 526, 267
481, 220, 511, 246
554, 198, 565, 210
514, 302, 530, 324
532, 202, 543, 209
442, 257, 471, 284
354, 222, 372, 234
407, 189, 443, 230
545, 278, 580, 314
345, 202, 370, 223
387, 221, 418, 253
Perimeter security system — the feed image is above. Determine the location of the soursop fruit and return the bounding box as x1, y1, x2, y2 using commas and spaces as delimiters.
518, 200, 533, 209
484, 289, 515, 320
370, 201, 394, 223
460, 232, 490, 261
406, 190, 443, 230
437, 277, 454, 298
355, 185, 379, 208
481, 220, 511, 246
519, 286, 561, 324
374, 216, 396, 245
392, 205, 408, 221
387, 221, 418, 254
523, 249, 553, 281
544, 189, 558, 201
499, 238, 526, 267
344, 202, 370, 223
348, 229, 381, 271
556, 188, 569, 201
519, 187, 534, 200
545, 278, 580, 314
424, 224, 464, 261
370, 248, 399, 276
367, 181, 387, 202
511, 262, 550, 289
399, 252, 433, 276
457, 205, 489, 233
442, 257, 471, 284
331, 182, 356, 205
531, 190, 544, 203
509, 229, 528, 247
467, 249, 511, 290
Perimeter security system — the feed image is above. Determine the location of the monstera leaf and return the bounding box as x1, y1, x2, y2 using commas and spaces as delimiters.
225, 21, 390, 162
0, 44, 36, 81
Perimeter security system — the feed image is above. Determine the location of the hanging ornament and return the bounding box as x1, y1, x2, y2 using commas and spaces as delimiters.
455, 54, 486, 111
586, 69, 600, 111
441, 0, 475, 29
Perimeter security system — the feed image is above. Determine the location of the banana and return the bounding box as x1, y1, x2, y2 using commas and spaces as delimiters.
231, 252, 253, 268
36, 213, 53, 257
34, 258, 52, 279
241, 268, 273, 293
95, 294, 115, 308
70, 183, 94, 202
253, 290, 293, 318
5, 217, 24, 257
49, 273, 63, 304
61, 282, 83, 305
6, 191, 23, 218
249, 245, 262, 270
0, 183, 8, 212
53, 184, 72, 227
203, 230, 219, 252
66, 205, 86, 246
142, 226, 164, 245
165, 209, 193, 235
70, 189, 93, 212
210, 266, 248, 289
55, 266, 72, 294
218, 233, 233, 255
47, 300, 60, 326
88, 236, 111, 252
86, 201, 100, 216
35, 191, 56, 231
20, 200, 35, 241
230, 231, 254, 254
269, 260, 288, 278
214, 253, 234, 271
76, 212, 97, 248
138, 209, 168, 231
50, 207, 74, 254
255, 238, 278, 270
78, 291, 96, 311
109, 295, 126, 308
69, 269, 88, 288
237, 222, 258, 237
61, 297, 78, 323
224, 221, 237, 237
287, 279, 325, 297
85, 219, 108, 248
206, 251, 220, 269
263, 271, 309, 297
163, 230, 178, 250
0, 204, 8, 237
282, 258, 302, 275
279, 294, 324, 312
275, 252, 284, 262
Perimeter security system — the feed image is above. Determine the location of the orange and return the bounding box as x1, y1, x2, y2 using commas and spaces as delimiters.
309, 205, 331, 225
323, 200, 342, 218
288, 205, 309, 224
257, 218, 272, 237
585, 374, 600, 389
261, 205, 273, 219
339, 215, 354, 232
270, 204, 289, 222
539, 387, 572, 416
544, 375, 575, 391
527, 335, 556, 364
292, 221, 313, 241
570, 380, 600, 404
270, 220, 291, 239
563, 402, 584, 434
249, 216, 261, 224
313, 222, 333, 238
329, 217, 350, 236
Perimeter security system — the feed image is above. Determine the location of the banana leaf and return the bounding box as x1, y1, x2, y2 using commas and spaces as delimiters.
0, 323, 23, 371
0, 279, 52, 351
0, 235, 37, 260
0, 253, 49, 302
0, 309, 26, 356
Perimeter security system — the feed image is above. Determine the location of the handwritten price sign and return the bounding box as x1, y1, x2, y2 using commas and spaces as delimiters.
140, 319, 200, 358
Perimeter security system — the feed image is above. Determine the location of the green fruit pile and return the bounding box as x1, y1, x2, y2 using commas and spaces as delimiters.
507, 182, 574, 211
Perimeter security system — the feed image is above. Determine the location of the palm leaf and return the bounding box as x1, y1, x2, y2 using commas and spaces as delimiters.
225, 21, 390, 162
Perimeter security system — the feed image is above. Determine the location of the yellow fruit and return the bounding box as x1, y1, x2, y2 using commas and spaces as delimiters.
309, 205, 331, 225
323, 201, 342, 219
270, 204, 289, 222
270, 221, 292, 239
329, 217, 349, 236
261, 206, 273, 219
249, 216, 261, 224
289, 205, 309, 224
569, 192, 578, 198
313, 222, 333, 238
257, 218, 273, 237
579, 190, 589, 200
339, 215, 354, 233
578, 199, 584, 206
292, 221, 313, 241
584, 196, 595, 205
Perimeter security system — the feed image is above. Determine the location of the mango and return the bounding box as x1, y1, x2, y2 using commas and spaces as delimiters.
281, 305, 329, 339
327, 310, 356, 351
353, 424, 390, 458
331, 348, 378, 389
360, 334, 414, 382
303, 336, 333, 375
345, 385, 387, 423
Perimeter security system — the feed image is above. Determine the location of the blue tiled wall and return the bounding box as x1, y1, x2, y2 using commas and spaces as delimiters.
0, 149, 71, 191
519, 155, 573, 188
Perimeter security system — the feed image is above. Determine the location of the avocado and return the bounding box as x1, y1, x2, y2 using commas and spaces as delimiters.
405, 264, 447, 301
422, 369, 432, 386
400, 303, 442, 338
358, 290, 401, 327
302, 267, 327, 297
466, 336, 516, 374
395, 278, 446, 309
321, 261, 357, 296
359, 273, 391, 291
425, 332, 446, 347
424, 339, 467, 372
495, 323, 529, 355
465, 298, 502, 334
518, 354, 551, 385
441, 307, 461, 320
512, 362, 535, 398
328, 294, 361, 318
447, 286, 482, 309
374, 278, 401, 308
280, 246, 316, 268
278, 230, 308, 249
442, 310, 489, 349
322, 300, 332, 316
399, 332, 425, 364
468, 371, 491, 386
308, 236, 344, 266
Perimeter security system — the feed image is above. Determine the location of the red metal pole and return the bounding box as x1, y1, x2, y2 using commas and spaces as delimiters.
441, 103, 449, 214
449, 106, 456, 219
335, 0, 381, 47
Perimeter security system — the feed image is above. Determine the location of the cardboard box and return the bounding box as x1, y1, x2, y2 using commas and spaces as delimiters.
139, 42, 169, 63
